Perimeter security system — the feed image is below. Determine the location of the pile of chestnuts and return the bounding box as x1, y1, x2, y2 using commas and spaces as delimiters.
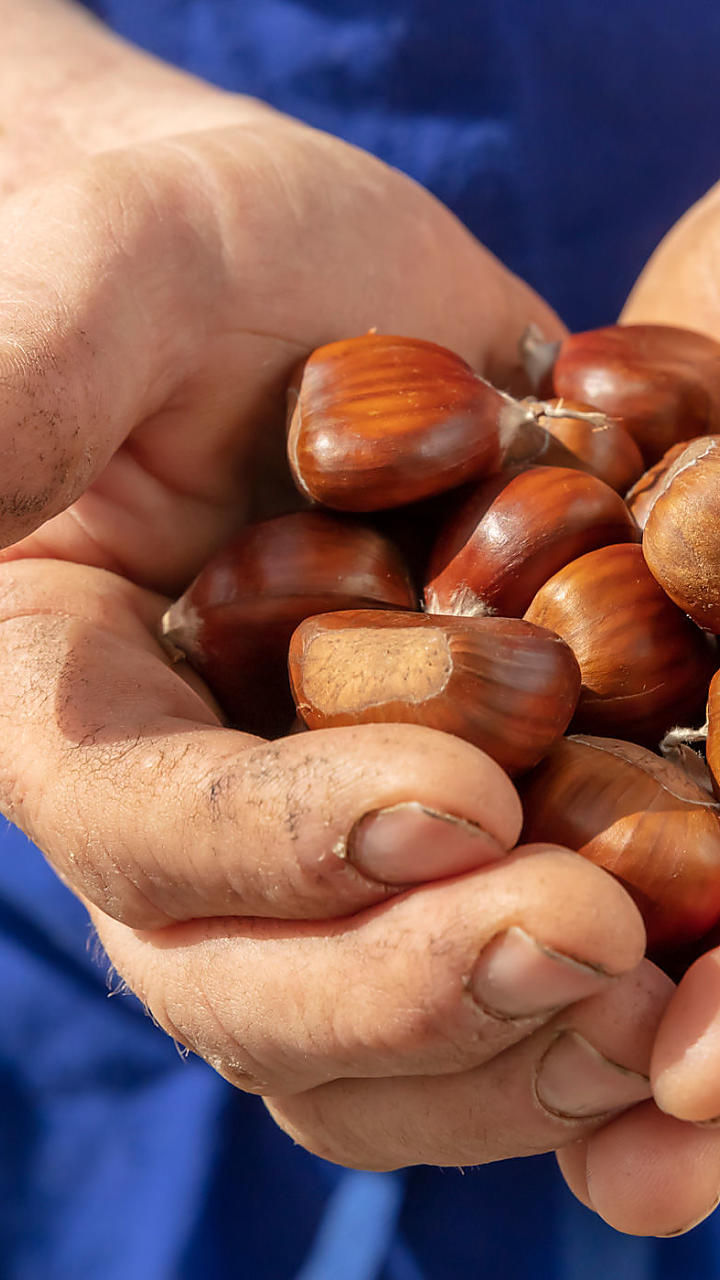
162, 323, 720, 965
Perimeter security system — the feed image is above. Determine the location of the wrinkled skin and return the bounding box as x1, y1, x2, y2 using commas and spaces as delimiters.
1, 0, 719, 1239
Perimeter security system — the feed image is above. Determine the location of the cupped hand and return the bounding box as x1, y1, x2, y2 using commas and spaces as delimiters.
0, 3, 676, 1211
549, 186, 720, 1237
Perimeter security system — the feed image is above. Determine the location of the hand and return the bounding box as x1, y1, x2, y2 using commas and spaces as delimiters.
622, 180, 720, 340
0, 0, 670, 1211
550, 188, 720, 1237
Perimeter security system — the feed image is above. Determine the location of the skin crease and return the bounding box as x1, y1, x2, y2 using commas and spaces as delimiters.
0, 0, 719, 1239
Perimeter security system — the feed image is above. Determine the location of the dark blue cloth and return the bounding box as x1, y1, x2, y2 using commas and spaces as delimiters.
7, 1, 720, 1275
6, 821, 720, 1279
84, 0, 720, 330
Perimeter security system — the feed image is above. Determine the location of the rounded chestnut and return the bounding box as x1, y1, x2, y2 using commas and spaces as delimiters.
642, 437, 720, 633
288, 610, 581, 776
161, 511, 416, 736
521, 734, 720, 951
287, 333, 535, 511
552, 324, 720, 464
524, 542, 716, 742
424, 465, 639, 618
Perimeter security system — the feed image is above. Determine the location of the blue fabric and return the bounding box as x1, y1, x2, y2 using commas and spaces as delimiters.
6, 1, 720, 1275
85, 0, 720, 330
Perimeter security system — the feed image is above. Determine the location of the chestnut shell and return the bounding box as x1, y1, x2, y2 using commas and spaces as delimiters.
553, 324, 720, 464
289, 610, 581, 776
521, 734, 720, 951
524, 542, 717, 743
161, 511, 416, 736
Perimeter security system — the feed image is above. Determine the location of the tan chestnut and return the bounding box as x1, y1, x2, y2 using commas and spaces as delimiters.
642, 437, 720, 633
624, 440, 694, 529
288, 610, 581, 776
424, 465, 639, 618
520, 734, 720, 951
524, 542, 716, 742
552, 324, 720, 464
287, 333, 537, 511
161, 511, 416, 737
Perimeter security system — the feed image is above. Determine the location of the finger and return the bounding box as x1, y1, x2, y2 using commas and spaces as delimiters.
0, 557, 524, 928
555, 1139, 594, 1211
558, 1103, 720, 1237
90, 846, 646, 1094
0, 122, 564, 588
650, 947, 720, 1123
621, 180, 720, 337
263, 961, 671, 1169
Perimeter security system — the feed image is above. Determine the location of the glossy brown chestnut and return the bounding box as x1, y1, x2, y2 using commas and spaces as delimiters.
424, 465, 639, 618
642, 437, 720, 633
161, 511, 416, 737
287, 333, 536, 510
535, 399, 644, 492
624, 440, 693, 529
288, 610, 581, 776
520, 734, 720, 951
552, 324, 720, 464
524, 542, 717, 742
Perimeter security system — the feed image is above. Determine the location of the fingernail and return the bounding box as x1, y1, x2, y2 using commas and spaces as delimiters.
345, 802, 506, 884
470, 927, 613, 1020
535, 1030, 651, 1120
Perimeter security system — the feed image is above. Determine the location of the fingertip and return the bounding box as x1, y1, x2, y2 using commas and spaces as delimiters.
508, 844, 649, 977
556, 1141, 593, 1212
651, 948, 720, 1123
583, 1102, 720, 1237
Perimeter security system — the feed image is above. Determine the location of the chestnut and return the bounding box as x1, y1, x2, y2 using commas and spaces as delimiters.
533, 399, 644, 493
624, 439, 694, 529
524, 542, 717, 742
161, 511, 416, 737
288, 610, 581, 776
424, 465, 639, 619
520, 734, 720, 951
286, 333, 537, 511
552, 324, 720, 464
705, 669, 720, 801
642, 437, 720, 633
